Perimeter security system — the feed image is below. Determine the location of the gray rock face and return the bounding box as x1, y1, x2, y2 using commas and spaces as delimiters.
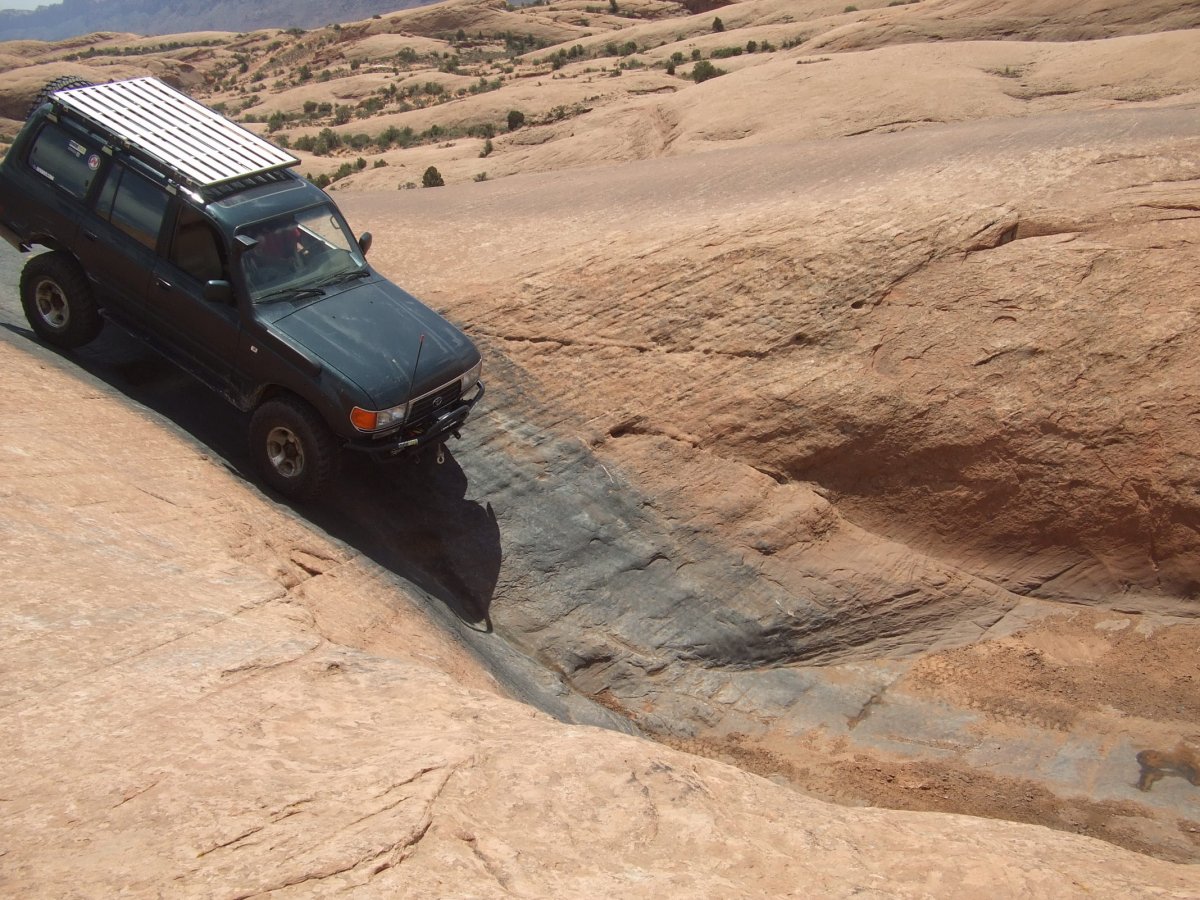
1, 339, 1198, 897
344, 103, 1200, 861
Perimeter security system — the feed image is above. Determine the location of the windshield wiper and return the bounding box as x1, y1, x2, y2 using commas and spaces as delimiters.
255, 286, 325, 305
316, 269, 370, 289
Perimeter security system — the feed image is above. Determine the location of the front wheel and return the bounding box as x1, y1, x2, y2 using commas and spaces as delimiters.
20, 252, 103, 349
249, 397, 339, 500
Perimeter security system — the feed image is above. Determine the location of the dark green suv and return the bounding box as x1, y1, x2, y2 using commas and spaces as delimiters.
0, 76, 484, 499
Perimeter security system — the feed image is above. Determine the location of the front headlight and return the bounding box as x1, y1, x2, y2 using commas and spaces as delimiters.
461, 359, 483, 392
350, 401, 409, 432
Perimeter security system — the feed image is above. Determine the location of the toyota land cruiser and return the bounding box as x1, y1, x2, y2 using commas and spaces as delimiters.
0, 76, 484, 499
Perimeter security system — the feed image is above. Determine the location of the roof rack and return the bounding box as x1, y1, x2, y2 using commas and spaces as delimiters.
51, 77, 299, 195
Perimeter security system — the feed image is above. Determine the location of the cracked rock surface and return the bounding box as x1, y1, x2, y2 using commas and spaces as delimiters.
349, 103, 1200, 863
2, 0, 1200, 888
1, 341, 1197, 896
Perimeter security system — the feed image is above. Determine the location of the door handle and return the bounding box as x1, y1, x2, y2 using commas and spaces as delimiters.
155, 278, 172, 291
83, 231, 97, 241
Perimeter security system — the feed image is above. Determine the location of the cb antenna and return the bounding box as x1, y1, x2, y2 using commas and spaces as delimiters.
409, 333, 426, 400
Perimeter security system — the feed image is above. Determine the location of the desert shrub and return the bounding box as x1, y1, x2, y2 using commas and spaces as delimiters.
844, 4, 857, 10
480, 138, 494, 157
666, 61, 676, 75
474, 171, 488, 182
712, 16, 724, 32
711, 46, 742, 59
691, 48, 701, 60
507, 109, 526, 130
376, 125, 416, 149
692, 60, 724, 83
671, 50, 684, 63
422, 166, 444, 187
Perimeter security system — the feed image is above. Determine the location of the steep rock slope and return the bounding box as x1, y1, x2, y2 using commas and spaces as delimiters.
1, 341, 1197, 897
346, 102, 1200, 859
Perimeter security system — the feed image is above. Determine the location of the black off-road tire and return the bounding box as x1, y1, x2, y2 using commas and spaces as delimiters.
27, 76, 94, 118
249, 396, 339, 501
20, 252, 103, 349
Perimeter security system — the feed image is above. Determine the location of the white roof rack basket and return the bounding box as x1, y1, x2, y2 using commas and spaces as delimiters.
52, 77, 299, 191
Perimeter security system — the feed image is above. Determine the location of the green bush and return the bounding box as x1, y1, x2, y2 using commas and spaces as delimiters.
712, 16, 724, 32
692, 60, 724, 83
422, 166, 445, 188
507, 109, 526, 131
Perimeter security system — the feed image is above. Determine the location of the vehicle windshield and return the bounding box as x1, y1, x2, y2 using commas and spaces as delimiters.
239, 204, 366, 303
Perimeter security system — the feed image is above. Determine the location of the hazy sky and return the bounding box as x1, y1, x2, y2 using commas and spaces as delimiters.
1, 0, 51, 8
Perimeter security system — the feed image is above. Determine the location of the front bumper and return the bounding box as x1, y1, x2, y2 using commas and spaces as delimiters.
346, 381, 484, 460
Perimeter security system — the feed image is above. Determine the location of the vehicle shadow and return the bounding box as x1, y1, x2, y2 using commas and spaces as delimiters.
306, 449, 501, 631
2, 321, 501, 628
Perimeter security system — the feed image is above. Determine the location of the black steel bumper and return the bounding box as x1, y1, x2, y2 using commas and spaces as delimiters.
346, 381, 485, 461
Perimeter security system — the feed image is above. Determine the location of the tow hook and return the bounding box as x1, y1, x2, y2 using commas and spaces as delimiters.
436, 444, 446, 465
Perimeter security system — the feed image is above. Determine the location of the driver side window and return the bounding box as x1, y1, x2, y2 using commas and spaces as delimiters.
169, 216, 226, 284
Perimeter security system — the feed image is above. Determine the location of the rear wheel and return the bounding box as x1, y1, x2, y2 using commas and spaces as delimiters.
249, 396, 338, 500
20, 252, 103, 349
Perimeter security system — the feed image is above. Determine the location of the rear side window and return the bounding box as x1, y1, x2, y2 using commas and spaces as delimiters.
27, 122, 101, 198
96, 165, 170, 250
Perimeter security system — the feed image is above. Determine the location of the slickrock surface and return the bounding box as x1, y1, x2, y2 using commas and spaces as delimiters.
3, 0, 1200, 886
346, 102, 1200, 861
1, 339, 1197, 897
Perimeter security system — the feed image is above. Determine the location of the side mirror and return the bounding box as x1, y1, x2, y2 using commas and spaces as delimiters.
358, 232, 372, 256
203, 279, 233, 304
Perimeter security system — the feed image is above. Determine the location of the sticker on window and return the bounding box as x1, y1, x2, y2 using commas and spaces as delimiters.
68, 139, 87, 157
87, 154, 100, 171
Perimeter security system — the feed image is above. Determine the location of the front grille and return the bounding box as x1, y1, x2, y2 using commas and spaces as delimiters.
408, 380, 462, 427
